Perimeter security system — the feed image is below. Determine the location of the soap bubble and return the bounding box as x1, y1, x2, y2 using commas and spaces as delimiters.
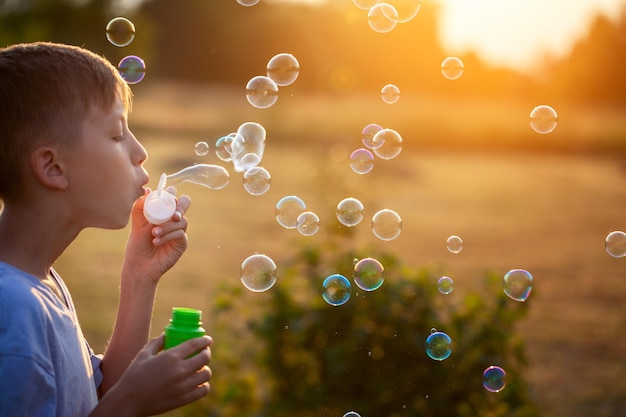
425, 329, 452, 361
343, 412, 362, 417
231, 122, 266, 172
246, 76, 278, 108
354, 257, 384, 291
361, 123, 384, 149
381, 83, 400, 104
368, 3, 399, 33
237, 0, 260, 5
441, 56, 464, 80
241, 154, 262, 172
117, 55, 146, 84
276, 195, 306, 229
105, 17, 135, 47
372, 128, 402, 160
240, 253, 277, 292
352, 0, 380, 10
350, 148, 374, 174
437, 276, 454, 294
215, 134, 235, 162
267, 53, 300, 86
166, 164, 230, 190
322, 274, 351, 306
336, 197, 365, 227
383, 0, 421, 23
483, 366, 507, 392
530, 105, 558, 134
446, 235, 463, 254
296, 211, 320, 236
605, 231, 626, 258
371, 209, 402, 241
503, 269, 533, 302
243, 166, 271, 196
194, 141, 209, 157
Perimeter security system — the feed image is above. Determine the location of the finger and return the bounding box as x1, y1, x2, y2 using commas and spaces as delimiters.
174, 195, 192, 219
183, 348, 211, 374
186, 366, 212, 389
145, 334, 165, 354
180, 382, 211, 406
170, 336, 212, 359
132, 188, 151, 213
152, 229, 188, 247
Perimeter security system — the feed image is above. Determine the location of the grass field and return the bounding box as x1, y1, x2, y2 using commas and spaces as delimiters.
54, 82, 626, 417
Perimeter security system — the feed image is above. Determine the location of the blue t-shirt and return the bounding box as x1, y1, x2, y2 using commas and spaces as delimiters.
0, 262, 103, 417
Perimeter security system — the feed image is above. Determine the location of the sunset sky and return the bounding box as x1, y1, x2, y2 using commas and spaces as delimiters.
435, 0, 626, 71
264, 0, 626, 72
120, 0, 626, 72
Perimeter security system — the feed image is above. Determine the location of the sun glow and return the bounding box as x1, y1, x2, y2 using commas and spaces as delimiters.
436, 0, 626, 71
265, 0, 626, 72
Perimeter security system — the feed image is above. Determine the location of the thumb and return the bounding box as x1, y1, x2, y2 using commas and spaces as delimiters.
133, 188, 150, 213
130, 188, 151, 228
145, 333, 165, 354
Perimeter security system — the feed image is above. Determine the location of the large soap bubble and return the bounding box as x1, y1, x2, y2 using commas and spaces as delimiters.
441, 56, 464, 80
336, 197, 365, 227
275, 196, 306, 229
117, 55, 146, 84
605, 230, 626, 258
353, 257, 384, 291
503, 269, 533, 302
246, 76, 278, 108
105, 17, 135, 47
267, 53, 300, 87
243, 166, 271, 196
241, 253, 277, 292
381, 83, 400, 104
425, 329, 452, 361
530, 105, 558, 134
322, 274, 351, 306
368, 3, 399, 33
371, 209, 402, 241
372, 128, 402, 160
350, 148, 375, 174
296, 211, 320, 236
483, 366, 507, 392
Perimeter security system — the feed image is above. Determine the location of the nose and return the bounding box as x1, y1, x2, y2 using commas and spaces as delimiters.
129, 130, 148, 165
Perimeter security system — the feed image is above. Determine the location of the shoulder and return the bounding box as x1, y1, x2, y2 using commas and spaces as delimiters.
0, 262, 61, 360
0, 262, 53, 318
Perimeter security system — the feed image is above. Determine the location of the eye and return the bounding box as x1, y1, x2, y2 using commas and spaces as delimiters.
112, 134, 124, 142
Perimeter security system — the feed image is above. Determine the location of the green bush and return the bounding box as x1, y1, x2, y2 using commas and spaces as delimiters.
193, 231, 538, 417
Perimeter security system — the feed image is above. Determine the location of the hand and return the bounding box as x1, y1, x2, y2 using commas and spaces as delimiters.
123, 187, 192, 283
97, 334, 213, 417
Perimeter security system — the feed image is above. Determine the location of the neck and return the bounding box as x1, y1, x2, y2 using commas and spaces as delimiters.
0, 200, 79, 280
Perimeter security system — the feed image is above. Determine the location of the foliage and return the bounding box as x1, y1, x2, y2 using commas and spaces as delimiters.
185, 225, 539, 417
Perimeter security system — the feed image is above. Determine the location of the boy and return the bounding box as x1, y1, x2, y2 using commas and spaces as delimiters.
0, 42, 212, 416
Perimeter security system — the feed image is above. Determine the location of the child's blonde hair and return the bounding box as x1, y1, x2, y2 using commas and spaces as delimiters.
0, 42, 132, 202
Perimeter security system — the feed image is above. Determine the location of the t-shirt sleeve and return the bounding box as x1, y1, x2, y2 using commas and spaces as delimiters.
0, 354, 56, 417
89, 349, 104, 389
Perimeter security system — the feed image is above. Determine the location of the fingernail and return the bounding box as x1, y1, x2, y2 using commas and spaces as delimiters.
153, 227, 162, 236
174, 211, 182, 220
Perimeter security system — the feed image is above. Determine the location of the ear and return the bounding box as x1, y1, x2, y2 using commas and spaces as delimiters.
30, 146, 69, 190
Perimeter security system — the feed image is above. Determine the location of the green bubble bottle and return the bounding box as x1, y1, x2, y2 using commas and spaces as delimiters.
164, 307, 205, 350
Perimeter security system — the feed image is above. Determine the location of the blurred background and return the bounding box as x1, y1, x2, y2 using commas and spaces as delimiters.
2, 0, 625, 416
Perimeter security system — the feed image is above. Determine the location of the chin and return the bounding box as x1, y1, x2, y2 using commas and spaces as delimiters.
98, 219, 130, 230
98, 210, 132, 230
